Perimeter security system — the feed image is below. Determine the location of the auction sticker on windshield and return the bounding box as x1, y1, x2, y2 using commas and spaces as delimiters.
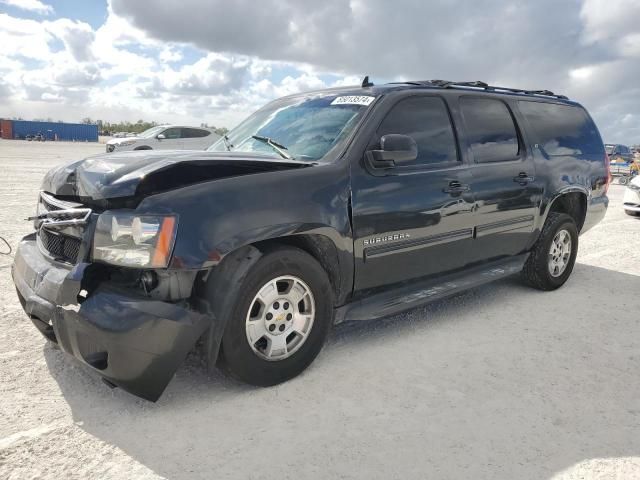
330, 96, 375, 106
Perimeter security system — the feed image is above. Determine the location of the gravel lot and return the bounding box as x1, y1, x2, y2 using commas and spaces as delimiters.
1, 139, 639, 480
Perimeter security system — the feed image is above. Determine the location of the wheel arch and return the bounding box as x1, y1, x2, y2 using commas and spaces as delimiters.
194, 233, 349, 370
252, 233, 348, 304
542, 188, 588, 233
133, 145, 152, 150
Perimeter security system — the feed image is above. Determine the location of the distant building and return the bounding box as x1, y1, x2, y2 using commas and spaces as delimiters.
0, 119, 98, 142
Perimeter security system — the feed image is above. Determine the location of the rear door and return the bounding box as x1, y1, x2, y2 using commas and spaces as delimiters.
458, 96, 539, 263
351, 94, 475, 292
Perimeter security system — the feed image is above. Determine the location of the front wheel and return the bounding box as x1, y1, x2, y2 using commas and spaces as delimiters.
522, 212, 579, 291
219, 247, 333, 386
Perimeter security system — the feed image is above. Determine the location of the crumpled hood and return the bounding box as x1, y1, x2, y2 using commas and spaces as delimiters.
41, 150, 311, 202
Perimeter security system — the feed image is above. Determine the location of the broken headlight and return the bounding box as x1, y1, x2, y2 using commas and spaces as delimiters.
92, 213, 178, 268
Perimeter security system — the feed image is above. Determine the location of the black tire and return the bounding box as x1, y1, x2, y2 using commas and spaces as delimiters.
522, 212, 579, 291
625, 209, 640, 217
133, 146, 152, 150
218, 246, 333, 387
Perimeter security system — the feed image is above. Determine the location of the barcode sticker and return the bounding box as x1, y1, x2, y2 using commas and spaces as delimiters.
330, 96, 375, 106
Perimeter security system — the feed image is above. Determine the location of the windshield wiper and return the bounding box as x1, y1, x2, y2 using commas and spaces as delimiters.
251, 135, 292, 160
222, 135, 233, 151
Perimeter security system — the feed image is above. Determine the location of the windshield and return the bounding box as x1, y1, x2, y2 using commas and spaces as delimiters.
138, 126, 166, 139
207, 93, 375, 161
605, 145, 615, 154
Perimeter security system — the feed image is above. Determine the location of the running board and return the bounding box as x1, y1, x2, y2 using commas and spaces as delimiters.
335, 254, 529, 323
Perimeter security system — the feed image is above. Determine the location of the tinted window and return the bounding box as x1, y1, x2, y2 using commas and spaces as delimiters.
162, 128, 182, 139
518, 101, 603, 156
376, 96, 458, 166
460, 97, 519, 162
183, 128, 211, 138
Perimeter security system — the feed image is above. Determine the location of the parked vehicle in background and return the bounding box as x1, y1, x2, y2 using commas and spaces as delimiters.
606, 144, 633, 164
106, 125, 220, 152
624, 175, 640, 217
12, 79, 609, 401
25, 134, 34, 141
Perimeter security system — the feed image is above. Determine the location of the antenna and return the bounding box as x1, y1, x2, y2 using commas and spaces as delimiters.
361, 76, 374, 88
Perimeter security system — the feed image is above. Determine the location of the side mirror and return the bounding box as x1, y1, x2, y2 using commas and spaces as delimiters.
157, 134, 166, 140
366, 134, 418, 169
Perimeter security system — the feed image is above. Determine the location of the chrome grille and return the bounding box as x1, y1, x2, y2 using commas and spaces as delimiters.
35, 192, 90, 264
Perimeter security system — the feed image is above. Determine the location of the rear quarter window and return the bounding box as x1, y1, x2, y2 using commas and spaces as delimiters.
518, 101, 603, 156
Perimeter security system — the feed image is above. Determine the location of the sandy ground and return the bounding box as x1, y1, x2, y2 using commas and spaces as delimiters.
0, 139, 639, 480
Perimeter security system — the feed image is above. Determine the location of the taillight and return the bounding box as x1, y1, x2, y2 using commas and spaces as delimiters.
604, 152, 612, 194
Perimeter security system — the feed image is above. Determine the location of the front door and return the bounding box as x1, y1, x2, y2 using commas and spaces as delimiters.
158, 127, 184, 150
456, 96, 539, 263
351, 94, 475, 293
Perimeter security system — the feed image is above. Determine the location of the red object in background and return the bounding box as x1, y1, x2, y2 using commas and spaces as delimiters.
0, 119, 12, 139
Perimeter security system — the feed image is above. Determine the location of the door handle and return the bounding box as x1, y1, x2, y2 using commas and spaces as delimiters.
443, 181, 470, 194
513, 172, 535, 185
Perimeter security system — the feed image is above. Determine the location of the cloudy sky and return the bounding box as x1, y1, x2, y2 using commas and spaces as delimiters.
0, 0, 638, 142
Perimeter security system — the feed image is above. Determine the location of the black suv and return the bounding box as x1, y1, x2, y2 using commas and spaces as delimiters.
12, 79, 609, 401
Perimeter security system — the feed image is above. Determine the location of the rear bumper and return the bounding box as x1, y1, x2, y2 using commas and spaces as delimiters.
12, 235, 210, 401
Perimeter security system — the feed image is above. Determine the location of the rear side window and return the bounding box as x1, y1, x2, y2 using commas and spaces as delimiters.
518, 101, 602, 156
183, 128, 211, 138
460, 97, 520, 163
376, 96, 458, 166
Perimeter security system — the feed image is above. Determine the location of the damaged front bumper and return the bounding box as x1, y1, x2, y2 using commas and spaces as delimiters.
12, 234, 210, 401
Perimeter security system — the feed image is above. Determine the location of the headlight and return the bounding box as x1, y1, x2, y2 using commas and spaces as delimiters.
92, 213, 178, 268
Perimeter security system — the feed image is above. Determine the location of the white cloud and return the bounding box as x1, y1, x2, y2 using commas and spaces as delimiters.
1, 0, 640, 144
0, 0, 53, 15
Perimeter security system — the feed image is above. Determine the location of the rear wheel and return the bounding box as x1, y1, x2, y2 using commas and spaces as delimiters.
219, 247, 333, 386
522, 212, 579, 291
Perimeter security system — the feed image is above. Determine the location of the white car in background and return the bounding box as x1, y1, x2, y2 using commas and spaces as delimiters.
106, 125, 220, 152
623, 175, 640, 217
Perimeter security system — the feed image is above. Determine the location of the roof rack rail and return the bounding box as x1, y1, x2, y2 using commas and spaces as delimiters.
394, 79, 568, 100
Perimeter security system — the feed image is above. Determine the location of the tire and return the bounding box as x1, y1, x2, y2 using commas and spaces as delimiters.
619, 176, 629, 185
218, 246, 333, 386
133, 146, 152, 150
522, 212, 579, 291
625, 209, 640, 217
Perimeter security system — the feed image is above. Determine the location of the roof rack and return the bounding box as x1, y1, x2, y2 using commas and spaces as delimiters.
392, 80, 568, 100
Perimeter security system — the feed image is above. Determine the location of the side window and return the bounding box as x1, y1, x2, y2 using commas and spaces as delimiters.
162, 128, 182, 139
460, 97, 520, 162
376, 96, 458, 166
183, 128, 210, 138
518, 101, 603, 156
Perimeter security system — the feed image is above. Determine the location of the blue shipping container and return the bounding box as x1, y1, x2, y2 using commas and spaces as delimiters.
11, 120, 98, 142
